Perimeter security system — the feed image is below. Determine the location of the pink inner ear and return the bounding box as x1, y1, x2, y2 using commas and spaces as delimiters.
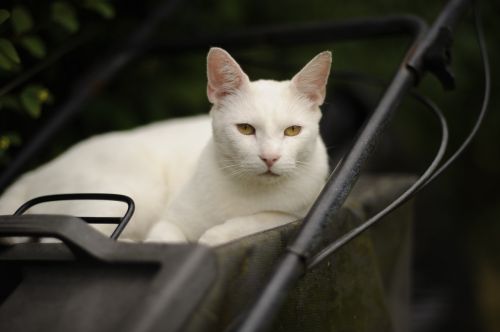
208, 85, 231, 100
293, 76, 327, 104
292, 51, 332, 106
207, 48, 248, 103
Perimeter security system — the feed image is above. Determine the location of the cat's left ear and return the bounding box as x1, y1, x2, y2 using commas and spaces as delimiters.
291, 51, 332, 106
207, 47, 250, 104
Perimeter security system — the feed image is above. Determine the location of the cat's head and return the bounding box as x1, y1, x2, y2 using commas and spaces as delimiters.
207, 47, 331, 183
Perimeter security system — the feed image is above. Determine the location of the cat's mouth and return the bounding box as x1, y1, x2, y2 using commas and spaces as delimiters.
260, 170, 280, 177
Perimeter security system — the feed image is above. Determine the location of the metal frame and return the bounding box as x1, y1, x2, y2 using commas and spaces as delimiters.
233, 1, 472, 331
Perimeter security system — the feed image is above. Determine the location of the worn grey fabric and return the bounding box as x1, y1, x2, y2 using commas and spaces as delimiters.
185, 175, 415, 332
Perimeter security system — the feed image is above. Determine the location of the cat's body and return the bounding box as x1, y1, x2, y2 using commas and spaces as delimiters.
0, 115, 212, 240
0, 48, 332, 245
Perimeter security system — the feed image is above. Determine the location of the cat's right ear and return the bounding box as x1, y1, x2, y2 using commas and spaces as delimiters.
207, 47, 250, 104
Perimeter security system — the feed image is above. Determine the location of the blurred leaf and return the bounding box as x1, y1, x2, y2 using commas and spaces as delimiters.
0, 38, 20, 64
20, 88, 41, 117
0, 52, 13, 70
11, 6, 33, 34
0, 133, 21, 151
20, 35, 46, 58
0, 9, 10, 25
0, 132, 21, 168
20, 85, 50, 118
51, 2, 79, 33
0, 137, 10, 150
84, 0, 115, 19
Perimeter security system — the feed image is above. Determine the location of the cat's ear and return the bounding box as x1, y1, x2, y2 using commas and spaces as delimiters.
291, 51, 332, 106
207, 47, 250, 104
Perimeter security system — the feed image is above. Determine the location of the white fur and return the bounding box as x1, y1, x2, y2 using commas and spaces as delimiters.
0, 48, 332, 245
0, 116, 211, 241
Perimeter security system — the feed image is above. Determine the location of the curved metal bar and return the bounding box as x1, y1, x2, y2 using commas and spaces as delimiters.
13, 193, 135, 239
307, 92, 449, 269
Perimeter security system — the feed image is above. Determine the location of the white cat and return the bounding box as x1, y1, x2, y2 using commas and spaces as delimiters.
0, 48, 331, 246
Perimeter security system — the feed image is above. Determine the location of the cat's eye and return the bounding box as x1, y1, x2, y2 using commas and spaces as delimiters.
236, 123, 256, 135
284, 125, 302, 136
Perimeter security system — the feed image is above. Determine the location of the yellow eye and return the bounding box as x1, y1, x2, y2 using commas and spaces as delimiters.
236, 123, 256, 135
284, 125, 302, 136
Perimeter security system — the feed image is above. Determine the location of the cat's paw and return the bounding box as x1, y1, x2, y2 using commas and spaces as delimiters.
198, 225, 234, 246
198, 213, 296, 246
144, 221, 188, 243
198, 218, 254, 246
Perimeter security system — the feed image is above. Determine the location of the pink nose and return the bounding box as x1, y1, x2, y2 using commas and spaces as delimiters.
259, 155, 280, 168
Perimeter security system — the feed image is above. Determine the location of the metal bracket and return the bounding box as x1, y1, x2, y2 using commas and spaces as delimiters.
423, 26, 456, 90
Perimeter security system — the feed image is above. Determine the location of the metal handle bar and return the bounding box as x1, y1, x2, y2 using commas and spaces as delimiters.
13, 193, 135, 239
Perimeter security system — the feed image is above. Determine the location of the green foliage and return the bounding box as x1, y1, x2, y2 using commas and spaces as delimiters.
0, 48, 15, 70
84, 0, 115, 19
0, 132, 21, 166
0, 132, 21, 151
0, 38, 20, 65
0, 5, 49, 120
0, 9, 10, 25
0, 1, 116, 166
0, 6, 34, 74
51, 2, 79, 33
11, 6, 33, 34
19, 84, 52, 118
20, 36, 46, 58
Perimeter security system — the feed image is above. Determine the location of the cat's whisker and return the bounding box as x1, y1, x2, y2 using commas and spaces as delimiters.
295, 161, 311, 167
219, 164, 241, 170
227, 168, 249, 179
220, 158, 239, 162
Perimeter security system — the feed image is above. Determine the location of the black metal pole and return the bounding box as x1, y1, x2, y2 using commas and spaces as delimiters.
234, 1, 471, 331
149, 16, 425, 53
